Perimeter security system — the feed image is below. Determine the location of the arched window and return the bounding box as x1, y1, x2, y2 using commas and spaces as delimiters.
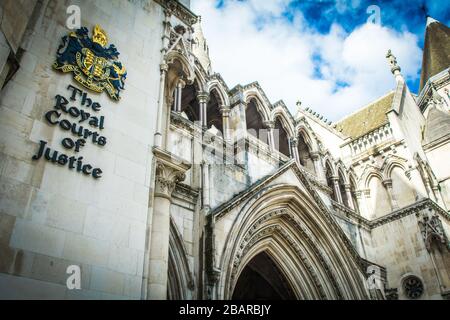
206, 89, 223, 134
180, 84, 200, 122
246, 99, 268, 144
273, 116, 290, 157
297, 133, 315, 174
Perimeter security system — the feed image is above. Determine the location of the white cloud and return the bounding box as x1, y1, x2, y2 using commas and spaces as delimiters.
191, 0, 422, 121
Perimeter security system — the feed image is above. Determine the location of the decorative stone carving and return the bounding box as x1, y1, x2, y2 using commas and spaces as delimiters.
156, 0, 199, 26
153, 147, 191, 199
386, 49, 401, 74
417, 210, 450, 251
402, 275, 424, 299
229, 208, 344, 300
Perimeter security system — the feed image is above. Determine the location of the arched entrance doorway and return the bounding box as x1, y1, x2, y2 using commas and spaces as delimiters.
232, 251, 296, 300
217, 184, 371, 300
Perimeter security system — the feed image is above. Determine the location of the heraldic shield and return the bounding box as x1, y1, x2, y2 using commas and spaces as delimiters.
53, 25, 127, 101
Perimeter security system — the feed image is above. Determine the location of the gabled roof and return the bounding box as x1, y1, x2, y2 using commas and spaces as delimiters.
419, 18, 450, 91
334, 92, 394, 140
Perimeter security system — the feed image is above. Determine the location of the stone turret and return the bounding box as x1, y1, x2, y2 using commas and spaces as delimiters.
192, 17, 212, 73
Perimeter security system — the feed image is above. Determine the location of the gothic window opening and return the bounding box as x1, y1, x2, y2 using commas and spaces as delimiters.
206, 89, 223, 135
273, 117, 290, 157
180, 83, 200, 123
246, 99, 268, 144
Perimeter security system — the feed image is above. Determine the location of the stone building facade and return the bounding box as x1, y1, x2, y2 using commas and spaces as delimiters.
0, 0, 449, 300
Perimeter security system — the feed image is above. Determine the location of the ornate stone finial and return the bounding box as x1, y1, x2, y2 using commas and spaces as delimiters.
386, 49, 401, 74
263, 120, 275, 129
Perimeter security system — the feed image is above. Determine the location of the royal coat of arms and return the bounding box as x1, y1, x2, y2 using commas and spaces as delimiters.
53, 25, 127, 101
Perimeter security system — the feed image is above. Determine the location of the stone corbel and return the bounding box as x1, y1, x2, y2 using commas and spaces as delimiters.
153, 147, 191, 199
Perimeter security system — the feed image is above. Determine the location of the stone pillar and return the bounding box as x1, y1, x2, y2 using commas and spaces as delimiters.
382, 179, 398, 211
264, 120, 275, 151
311, 152, 325, 182
290, 138, 299, 163
202, 161, 210, 211
174, 79, 185, 113
355, 191, 365, 217
148, 148, 191, 300
154, 63, 169, 148
331, 176, 343, 204
220, 105, 231, 142
197, 92, 209, 129
344, 183, 355, 210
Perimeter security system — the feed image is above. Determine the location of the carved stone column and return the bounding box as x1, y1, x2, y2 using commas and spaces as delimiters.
382, 179, 398, 211
344, 183, 355, 210
331, 176, 343, 204
311, 152, 325, 182
290, 138, 300, 162
197, 92, 209, 129
154, 63, 169, 148
220, 105, 231, 142
263, 120, 275, 151
174, 79, 186, 113
148, 147, 191, 299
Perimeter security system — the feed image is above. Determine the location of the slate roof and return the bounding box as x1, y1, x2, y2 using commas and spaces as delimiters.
334, 92, 394, 140
419, 18, 450, 91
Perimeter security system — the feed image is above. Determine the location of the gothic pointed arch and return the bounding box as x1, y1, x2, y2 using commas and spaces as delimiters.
295, 118, 321, 153
179, 82, 201, 122
206, 76, 230, 107
271, 101, 295, 137
246, 97, 269, 144
167, 218, 195, 300
381, 155, 409, 180
217, 183, 370, 300
243, 84, 272, 122
273, 115, 291, 157
206, 88, 224, 134
383, 158, 417, 209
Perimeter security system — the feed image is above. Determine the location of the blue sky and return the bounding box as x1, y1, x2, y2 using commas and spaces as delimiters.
192, 0, 450, 120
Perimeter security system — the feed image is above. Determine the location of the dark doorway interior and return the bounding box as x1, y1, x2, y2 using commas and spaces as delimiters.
232, 251, 296, 300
